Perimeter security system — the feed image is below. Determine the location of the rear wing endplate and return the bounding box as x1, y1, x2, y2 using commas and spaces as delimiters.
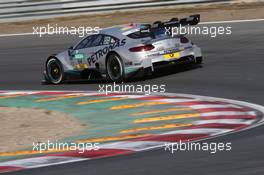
140, 14, 200, 35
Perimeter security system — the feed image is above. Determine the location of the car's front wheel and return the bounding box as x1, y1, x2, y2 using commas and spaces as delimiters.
106, 53, 124, 82
46, 58, 64, 84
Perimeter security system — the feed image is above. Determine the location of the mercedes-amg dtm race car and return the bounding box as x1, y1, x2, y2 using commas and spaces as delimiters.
43, 14, 202, 84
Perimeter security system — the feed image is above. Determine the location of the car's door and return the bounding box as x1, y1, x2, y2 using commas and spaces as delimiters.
88, 34, 119, 67
72, 35, 103, 70
84, 34, 105, 68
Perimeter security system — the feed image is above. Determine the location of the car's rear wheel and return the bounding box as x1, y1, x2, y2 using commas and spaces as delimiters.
46, 58, 64, 84
106, 53, 124, 82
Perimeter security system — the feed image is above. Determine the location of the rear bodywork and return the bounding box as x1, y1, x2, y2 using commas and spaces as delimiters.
44, 14, 202, 83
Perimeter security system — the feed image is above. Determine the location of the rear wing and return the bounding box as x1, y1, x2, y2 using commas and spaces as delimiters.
139, 14, 200, 36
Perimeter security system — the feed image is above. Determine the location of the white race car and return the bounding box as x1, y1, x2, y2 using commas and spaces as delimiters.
43, 14, 202, 84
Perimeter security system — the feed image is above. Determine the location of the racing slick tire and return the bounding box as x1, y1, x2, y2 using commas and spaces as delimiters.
106, 53, 125, 83
196, 57, 203, 64
46, 58, 65, 84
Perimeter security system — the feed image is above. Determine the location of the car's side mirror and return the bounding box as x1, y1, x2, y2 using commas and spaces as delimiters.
68, 46, 74, 56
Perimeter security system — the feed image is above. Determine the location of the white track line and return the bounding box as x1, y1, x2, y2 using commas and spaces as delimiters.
0, 18, 263, 37
201, 111, 256, 117
189, 104, 242, 109
156, 98, 200, 103
0, 91, 36, 95
100, 141, 167, 151
0, 156, 88, 168
0, 32, 32, 37
194, 119, 254, 125
163, 128, 233, 135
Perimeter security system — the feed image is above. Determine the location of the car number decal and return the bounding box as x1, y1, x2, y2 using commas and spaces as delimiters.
87, 39, 126, 66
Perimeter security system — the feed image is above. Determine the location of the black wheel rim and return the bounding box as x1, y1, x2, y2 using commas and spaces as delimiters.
108, 56, 121, 80
47, 60, 62, 83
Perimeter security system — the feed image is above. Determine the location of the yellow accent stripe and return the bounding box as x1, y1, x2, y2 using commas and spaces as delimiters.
130, 107, 192, 116
134, 113, 201, 123
110, 101, 169, 110
120, 123, 192, 133
76, 134, 151, 143
0, 94, 27, 99
0, 149, 70, 157
77, 97, 127, 105
35, 95, 84, 102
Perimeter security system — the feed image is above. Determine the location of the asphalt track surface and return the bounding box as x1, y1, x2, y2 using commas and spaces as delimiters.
0, 21, 264, 175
